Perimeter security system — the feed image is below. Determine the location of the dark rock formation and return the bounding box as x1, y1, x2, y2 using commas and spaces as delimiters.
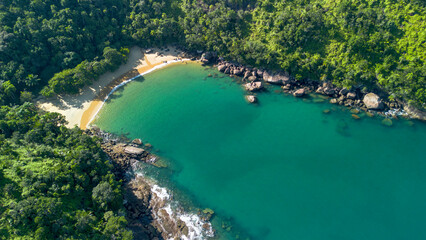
200, 52, 217, 64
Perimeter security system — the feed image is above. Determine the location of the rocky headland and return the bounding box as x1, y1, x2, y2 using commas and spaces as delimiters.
85, 128, 214, 240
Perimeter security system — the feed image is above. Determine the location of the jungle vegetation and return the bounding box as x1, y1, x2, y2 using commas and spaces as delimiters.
0, 0, 425, 238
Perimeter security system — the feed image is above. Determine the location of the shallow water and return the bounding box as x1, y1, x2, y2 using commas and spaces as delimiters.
94, 63, 426, 240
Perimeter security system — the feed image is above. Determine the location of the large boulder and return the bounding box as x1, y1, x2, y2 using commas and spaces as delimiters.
263, 71, 290, 85
244, 81, 264, 92
293, 88, 305, 97
233, 68, 243, 76
217, 64, 226, 72
363, 93, 384, 110
124, 146, 145, 156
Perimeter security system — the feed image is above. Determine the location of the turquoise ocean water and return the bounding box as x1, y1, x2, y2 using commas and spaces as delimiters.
94, 63, 426, 240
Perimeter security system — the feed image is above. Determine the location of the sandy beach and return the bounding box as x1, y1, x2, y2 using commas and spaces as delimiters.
37, 46, 189, 129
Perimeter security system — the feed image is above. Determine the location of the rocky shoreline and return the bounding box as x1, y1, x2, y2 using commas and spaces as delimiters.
198, 51, 426, 121
85, 128, 214, 240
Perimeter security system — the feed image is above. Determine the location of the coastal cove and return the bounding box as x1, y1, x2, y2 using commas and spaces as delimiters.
93, 63, 426, 240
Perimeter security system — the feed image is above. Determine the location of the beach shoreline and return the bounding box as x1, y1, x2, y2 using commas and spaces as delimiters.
37, 46, 190, 129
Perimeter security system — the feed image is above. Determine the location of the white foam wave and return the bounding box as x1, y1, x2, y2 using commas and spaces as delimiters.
88, 59, 190, 126
152, 185, 171, 201
150, 184, 214, 240
384, 108, 408, 117
180, 213, 214, 240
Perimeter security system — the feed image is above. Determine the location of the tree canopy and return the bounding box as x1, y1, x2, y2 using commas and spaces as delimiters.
0, 0, 425, 108
0, 103, 132, 239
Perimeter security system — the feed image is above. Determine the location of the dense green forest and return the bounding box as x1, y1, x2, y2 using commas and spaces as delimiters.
0, 0, 425, 238
0, 103, 132, 239
1, 0, 425, 109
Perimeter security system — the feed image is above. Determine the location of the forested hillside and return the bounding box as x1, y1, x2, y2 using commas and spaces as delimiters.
180, 0, 426, 109
0, 0, 425, 108
0, 103, 132, 239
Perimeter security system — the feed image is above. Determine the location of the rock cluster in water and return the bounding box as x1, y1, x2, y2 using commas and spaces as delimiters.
176, 47, 424, 120
204, 52, 408, 118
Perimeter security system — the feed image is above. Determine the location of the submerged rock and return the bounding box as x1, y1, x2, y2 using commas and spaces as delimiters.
132, 138, 143, 145
363, 93, 384, 110
313, 98, 325, 103
350, 109, 360, 114
323, 109, 331, 114
351, 114, 361, 120
381, 118, 393, 127
405, 121, 414, 127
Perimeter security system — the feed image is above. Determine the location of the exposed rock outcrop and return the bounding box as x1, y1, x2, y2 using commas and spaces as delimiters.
244, 81, 264, 92
403, 104, 426, 121
124, 146, 145, 156
217, 64, 226, 72
263, 71, 291, 85
363, 93, 384, 110
245, 95, 257, 103
293, 88, 306, 97
132, 138, 143, 145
